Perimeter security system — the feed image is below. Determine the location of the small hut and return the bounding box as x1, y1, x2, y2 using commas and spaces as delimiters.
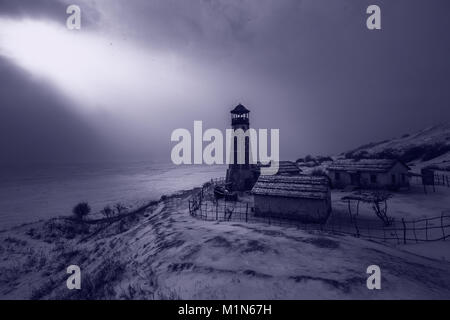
251, 175, 331, 223
327, 159, 410, 189
421, 163, 450, 187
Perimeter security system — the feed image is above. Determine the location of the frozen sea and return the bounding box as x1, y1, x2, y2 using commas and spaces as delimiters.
0, 162, 226, 229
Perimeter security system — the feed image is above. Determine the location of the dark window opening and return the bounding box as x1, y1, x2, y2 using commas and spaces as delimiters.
370, 174, 377, 183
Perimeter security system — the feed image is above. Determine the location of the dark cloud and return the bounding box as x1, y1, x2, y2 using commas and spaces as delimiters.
1, 0, 450, 164
0, 0, 99, 29
0, 0, 66, 20
0, 56, 112, 165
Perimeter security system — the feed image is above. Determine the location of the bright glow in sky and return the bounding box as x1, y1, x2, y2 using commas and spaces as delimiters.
0, 18, 199, 115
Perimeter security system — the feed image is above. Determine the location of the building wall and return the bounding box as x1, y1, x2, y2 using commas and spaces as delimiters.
387, 162, 410, 188
329, 171, 351, 188
254, 194, 331, 223
329, 162, 410, 189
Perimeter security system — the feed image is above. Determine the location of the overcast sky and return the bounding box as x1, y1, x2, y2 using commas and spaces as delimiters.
1, 0, 450, 165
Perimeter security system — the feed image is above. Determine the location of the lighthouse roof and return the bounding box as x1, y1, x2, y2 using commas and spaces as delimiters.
230, 104, 250, 115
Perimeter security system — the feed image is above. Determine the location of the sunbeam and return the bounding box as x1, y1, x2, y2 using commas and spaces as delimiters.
0, 18, 195, 114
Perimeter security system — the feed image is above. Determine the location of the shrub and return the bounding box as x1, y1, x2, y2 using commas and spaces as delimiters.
421, 143, 450, 161
316, 156, 333, 163
311, 168, 327, 176
344, 151, 354, 159
114, 203, 126, 215
72, 202, 91, 221
101, 206, 114, 219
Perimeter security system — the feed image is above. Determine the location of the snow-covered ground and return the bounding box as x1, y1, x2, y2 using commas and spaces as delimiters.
1, 189, 450, 300
330, 123, 450, 178
2, 123, 450, 300
346, 123, 450, 162
331, 185, 450, 221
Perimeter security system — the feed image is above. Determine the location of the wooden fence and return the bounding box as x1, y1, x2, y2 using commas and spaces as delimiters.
433, 172, 450, 187
188, 183, 450, 244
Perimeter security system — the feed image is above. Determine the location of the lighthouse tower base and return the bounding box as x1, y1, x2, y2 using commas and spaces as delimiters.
226, 166, 260, 192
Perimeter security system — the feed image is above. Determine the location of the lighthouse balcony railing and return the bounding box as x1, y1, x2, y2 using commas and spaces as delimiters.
231, 118, 249, 125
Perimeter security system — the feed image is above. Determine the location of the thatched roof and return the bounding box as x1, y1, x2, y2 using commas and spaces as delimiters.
259, 161, 302, 175
328, 159, 409, 173
276, 161, 302, 175
252, 175, 329, 200
423, 163, 450, 172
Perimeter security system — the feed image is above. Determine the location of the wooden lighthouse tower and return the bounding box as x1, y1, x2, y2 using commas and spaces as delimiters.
226, 104, 260, 191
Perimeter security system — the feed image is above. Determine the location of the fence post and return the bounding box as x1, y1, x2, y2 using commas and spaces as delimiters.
353, 214, 360, 238
245, 203, 248, 223
393, 221, 400, 244
425, 219, 428, 241
413, 220, 418, 243
402, 218, 407, 244
442, 212, 446, 241
216, 202, 218, 221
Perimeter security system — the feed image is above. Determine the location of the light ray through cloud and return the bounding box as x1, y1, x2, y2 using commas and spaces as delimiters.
0, 17, 200, 115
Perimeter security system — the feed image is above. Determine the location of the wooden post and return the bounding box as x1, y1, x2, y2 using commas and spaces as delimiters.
216, 202, 218, 221
425, 219, 429, 241
347, 200, 352, 218
402, 218, 407, 244
393, 221, 400, 244
245, 203, 248, 223
413, 220, 418, 243
442, 212, 446, 241
353, 214, 360, 238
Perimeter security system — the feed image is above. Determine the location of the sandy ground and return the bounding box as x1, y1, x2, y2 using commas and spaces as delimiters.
1, 189, 450, 300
